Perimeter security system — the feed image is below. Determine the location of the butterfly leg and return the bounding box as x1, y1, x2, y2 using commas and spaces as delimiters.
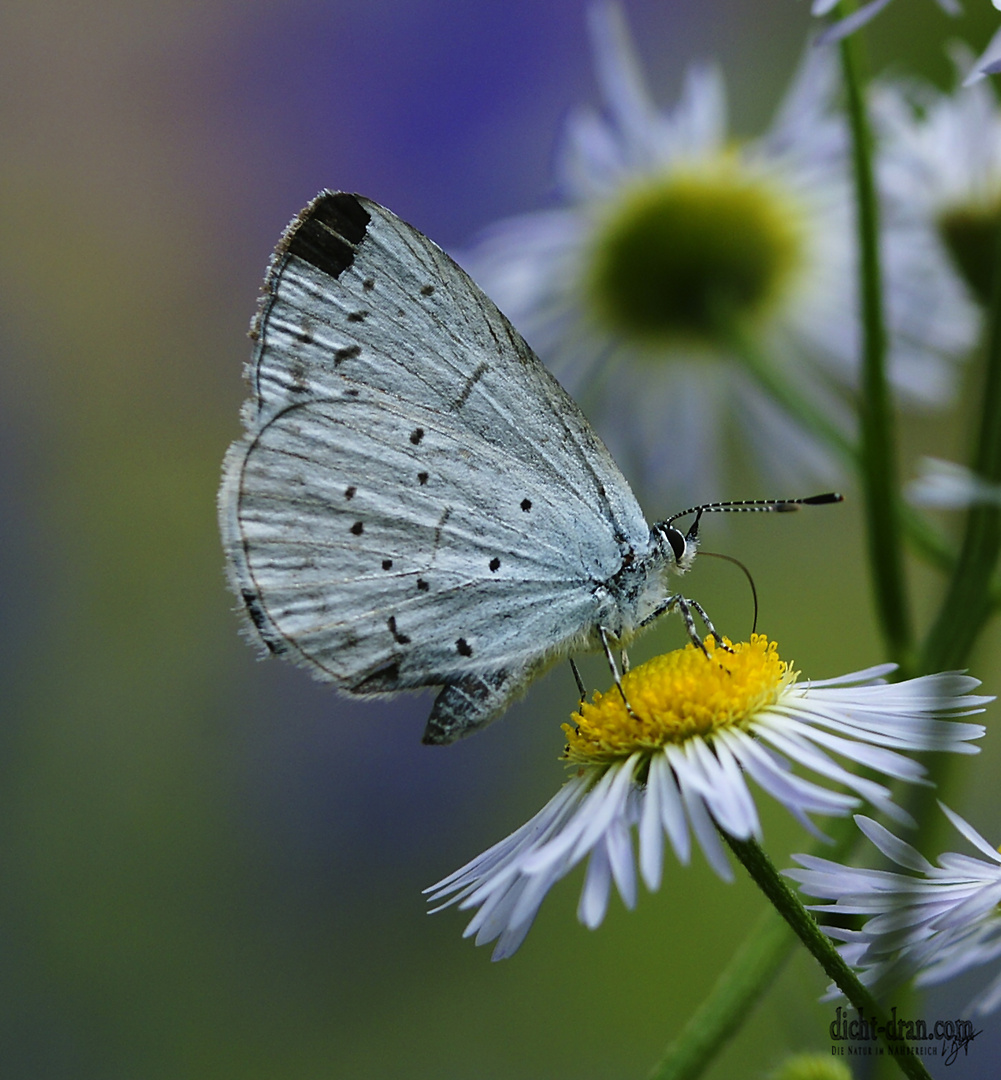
639, 594, 707, 654
598, 625, 637, 717
639, 593, 679, 630
638, 595, 733, 656
686, 598, 733, 652
569, 657, 587, 705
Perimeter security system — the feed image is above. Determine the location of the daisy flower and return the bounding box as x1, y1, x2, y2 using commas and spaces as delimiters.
426, 636, 987, 960
460, 3, 976, 506
787, 804, 1001, 1013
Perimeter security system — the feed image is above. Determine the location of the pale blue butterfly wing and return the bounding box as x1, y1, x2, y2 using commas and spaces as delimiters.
219, 192, 654, 743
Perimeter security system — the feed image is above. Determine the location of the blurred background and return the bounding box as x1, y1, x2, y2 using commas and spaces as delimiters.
2, 1, 1001, 1077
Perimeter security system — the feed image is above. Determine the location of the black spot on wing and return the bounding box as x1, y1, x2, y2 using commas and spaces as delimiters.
410, 427, 424, 445
350, 521, 364, 535
347, 310, 368, 323
388, 616, 411, 645
417, 471, 428, 486
417, 578, 429, 592
382, 558, 393, 570
335, 344, 361, 364
489, 557, 500, 572
420, 284, 435, 296
344, 485, 356, 500
521, 498, 532, 512
286, 193, 370, 279
456, 638, 473, 657
363, 276, 376, 291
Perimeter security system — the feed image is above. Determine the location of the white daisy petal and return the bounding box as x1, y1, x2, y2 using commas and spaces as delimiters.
811, 0, 960, 47
651, 750, 691, 866
668, 62, 728, 157
700, 734, 761, 841
578, 841, 614, 929
638, 755, 665, 891
814, 0, 897, 46
940, 802, 1001, 863
802, 664, 897, 687
965, 25, 1001, 86
907, 456, 1001, 510
718, 727, 857, 827
677, 737, 754, 840
586, 2, 657, 150
855, 816, 937, 874
677, 768, 736, 882
567, 754, 640, 864
750, 720, 904, 822
606, 816, 638, 910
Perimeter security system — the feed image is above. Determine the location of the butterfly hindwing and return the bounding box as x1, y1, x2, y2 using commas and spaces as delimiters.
228, 380, 619, 662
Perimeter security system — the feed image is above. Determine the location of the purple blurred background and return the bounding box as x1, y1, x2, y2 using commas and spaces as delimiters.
1, 2, 999, 1076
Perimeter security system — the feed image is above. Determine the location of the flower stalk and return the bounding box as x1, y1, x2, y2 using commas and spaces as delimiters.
921, 222, 1001, 672
839, 27, 914, 673
646, 906, 794, 1080
646, 811, 862, 1080
722, 832, 934, 1080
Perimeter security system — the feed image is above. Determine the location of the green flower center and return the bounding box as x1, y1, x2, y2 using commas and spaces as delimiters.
938, 202, 1001, 307
587, 165, 804, 346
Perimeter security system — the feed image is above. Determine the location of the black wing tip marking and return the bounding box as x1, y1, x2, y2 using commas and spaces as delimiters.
280, 191, 372, 280
248, 191, 373, 350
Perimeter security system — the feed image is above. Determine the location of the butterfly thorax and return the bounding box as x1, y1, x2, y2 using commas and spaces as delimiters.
597, 523, 694, 643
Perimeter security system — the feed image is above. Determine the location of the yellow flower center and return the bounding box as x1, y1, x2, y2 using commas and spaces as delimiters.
563, 635, 794, 764
586, 160, 806, 347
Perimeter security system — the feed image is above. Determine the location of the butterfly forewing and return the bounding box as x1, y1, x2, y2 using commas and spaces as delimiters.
220, 191, 652, 740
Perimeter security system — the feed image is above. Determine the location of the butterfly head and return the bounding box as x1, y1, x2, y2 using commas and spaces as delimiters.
653, 492, 843, 577
652, 512, 701, 575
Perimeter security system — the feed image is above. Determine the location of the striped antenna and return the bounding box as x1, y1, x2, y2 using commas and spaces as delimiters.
665, 492, 842, 528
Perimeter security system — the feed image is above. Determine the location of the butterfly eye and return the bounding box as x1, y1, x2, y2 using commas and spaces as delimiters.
664, 525, 687, 564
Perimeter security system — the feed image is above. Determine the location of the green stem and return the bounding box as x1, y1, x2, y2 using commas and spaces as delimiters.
646, 815, 861, 1080
721, 318, 858, 467
723, 832, 934, 1080
646, 906, 793, 1080
899, 221, 1001, 832
839, 30, 914, 670
920, 225, 1001, 673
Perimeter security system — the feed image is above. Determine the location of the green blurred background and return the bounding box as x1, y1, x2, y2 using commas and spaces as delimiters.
2, 2, 1000, 1077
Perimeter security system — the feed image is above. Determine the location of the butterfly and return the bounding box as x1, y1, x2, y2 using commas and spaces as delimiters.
219, 192, 838, 744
